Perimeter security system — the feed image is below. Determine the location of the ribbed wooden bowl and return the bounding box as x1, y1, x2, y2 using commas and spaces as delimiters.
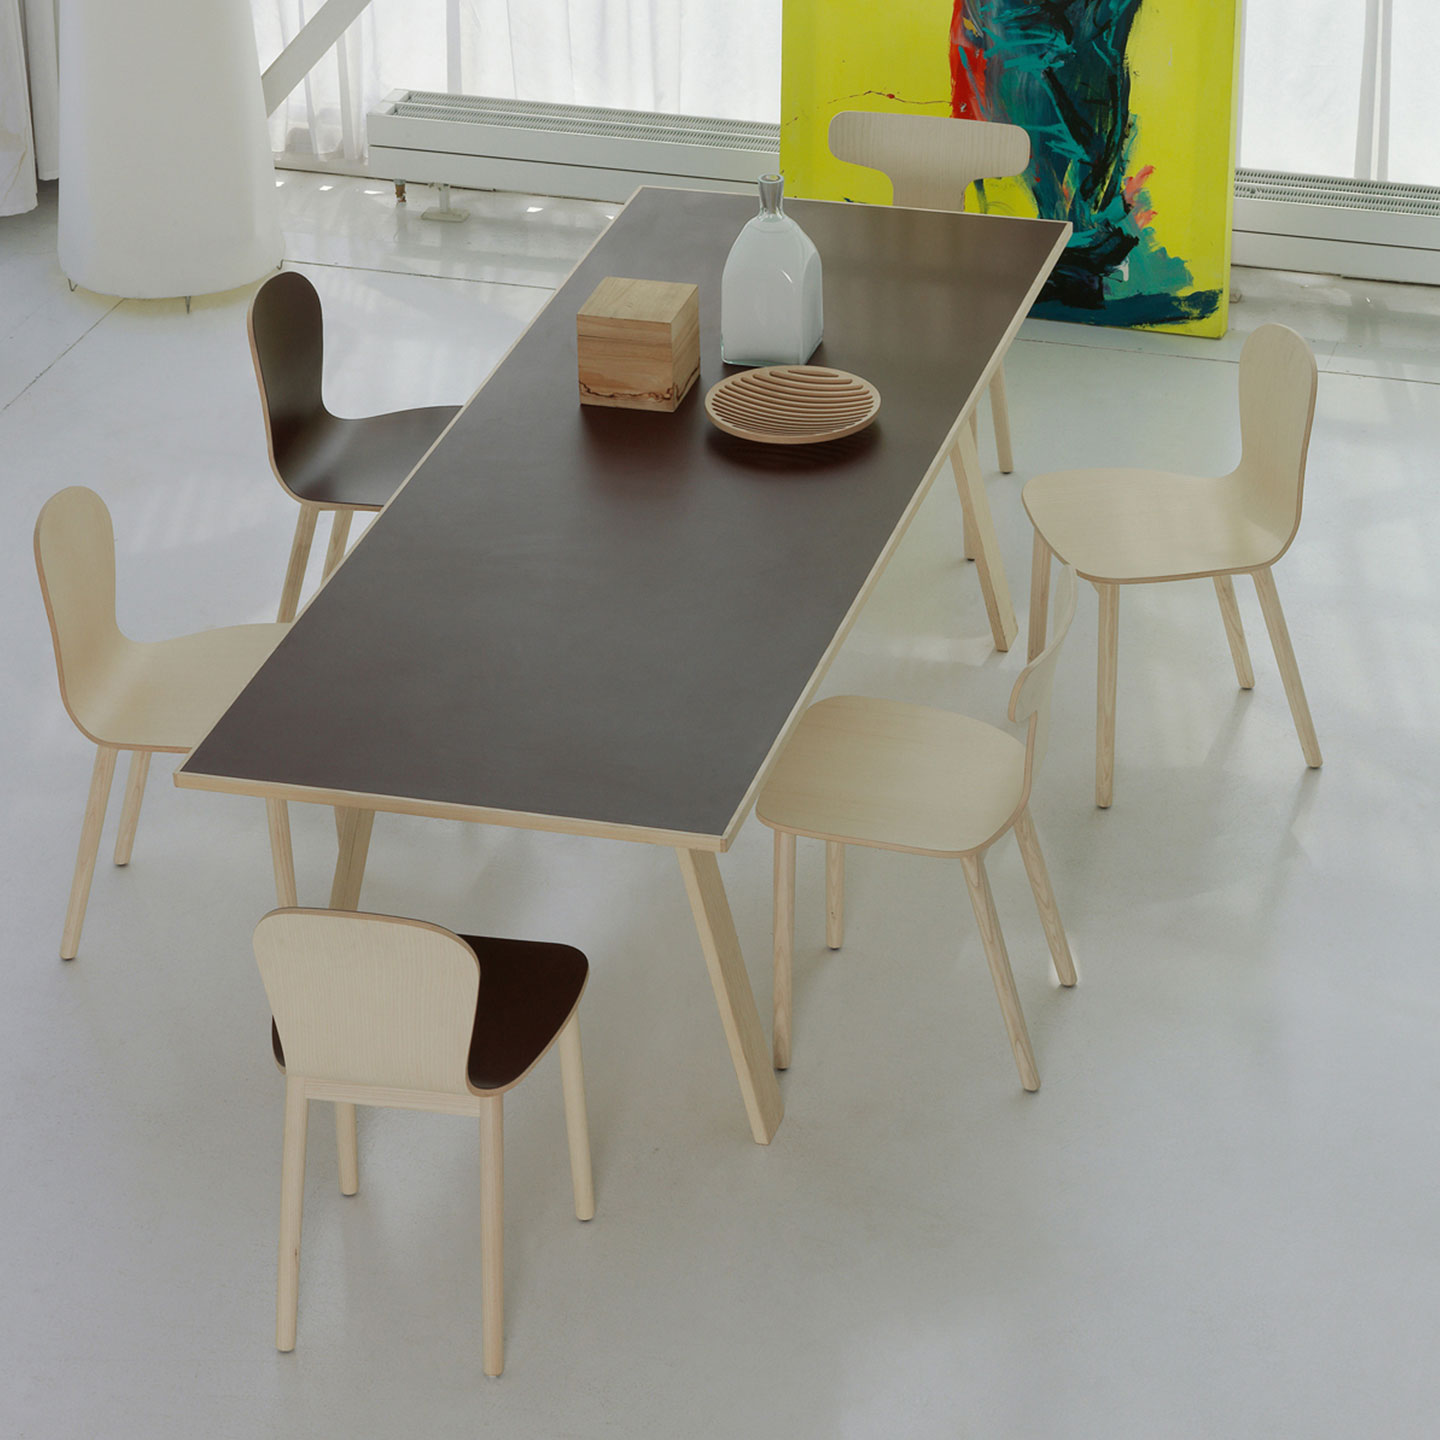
704, 365, 881, 445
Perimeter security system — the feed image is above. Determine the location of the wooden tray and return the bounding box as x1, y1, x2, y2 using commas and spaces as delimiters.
704, 365, 881, 445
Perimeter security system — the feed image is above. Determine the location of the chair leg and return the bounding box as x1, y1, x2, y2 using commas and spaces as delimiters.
335, 1104, 358, 1196
1213, 574, 1255, 690
1095, 582, 1120, 808
989, 362, 1014, 474
951, 425, 1019, 652
322, 508, 353, 581
1253, 566, 1322, 767
959, 852, 1040, 1092
557, 1015, 595, 1221
277, 505, 319, 623
112, 750, 151, 866
825, 841, 845, 949
61, 744, 118, 959
1012, 808, 1077, 987
960, 414, 977, 558
276, 1077, 308, 1352
265, 799, 298, 908
1028, 531, 1052, 662
773, 830, 795, 1070
480, 1096, 505, 1377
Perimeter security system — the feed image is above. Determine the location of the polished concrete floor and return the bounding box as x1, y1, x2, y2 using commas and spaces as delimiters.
3, 175, 1439, 1439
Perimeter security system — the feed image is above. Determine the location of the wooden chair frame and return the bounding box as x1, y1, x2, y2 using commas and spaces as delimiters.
34, 486, 289, 958
762, 568, 1080, 1089
254, 908, 594, 1375
248, 271, 459, 623
1023, 324, 1322, 806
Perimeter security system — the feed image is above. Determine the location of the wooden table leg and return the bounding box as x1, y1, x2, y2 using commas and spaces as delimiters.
951, 422, 1018, 652
265, 798, 298, 907
329, 807, 374, 910
327, 806, 373, 1197
676, 849, 784, 1145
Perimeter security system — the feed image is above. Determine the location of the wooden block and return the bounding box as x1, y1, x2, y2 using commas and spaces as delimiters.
577, 277, 700, 412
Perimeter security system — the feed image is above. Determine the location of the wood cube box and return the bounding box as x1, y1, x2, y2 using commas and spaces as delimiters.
577, 277, 700, 412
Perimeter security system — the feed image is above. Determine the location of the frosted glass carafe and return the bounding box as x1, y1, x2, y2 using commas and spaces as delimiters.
720, 175, 823, 366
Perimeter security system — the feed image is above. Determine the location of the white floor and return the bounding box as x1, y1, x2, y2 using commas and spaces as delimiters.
4, 175, 1439, 1439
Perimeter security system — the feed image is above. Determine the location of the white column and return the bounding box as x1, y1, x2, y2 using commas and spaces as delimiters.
57, 0, 281, 297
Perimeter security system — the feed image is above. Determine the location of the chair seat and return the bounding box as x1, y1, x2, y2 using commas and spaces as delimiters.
271, 405, 461, 509
1023, 468, 1290, 583
70, 622, 289, 751
271, 933, 588, 1093
756, 695, 1027, 857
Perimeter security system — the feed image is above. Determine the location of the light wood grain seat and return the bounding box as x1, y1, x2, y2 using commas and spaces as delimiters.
1023, 324, 1322, 807
758, 700, 1027, 857
34, 486, 289, 959
1021, 469, 1293, 583
255, 909, 594, 1375
249, 270, 461, 620
829, 110, 1031, 476
758, 567, 1081, 1089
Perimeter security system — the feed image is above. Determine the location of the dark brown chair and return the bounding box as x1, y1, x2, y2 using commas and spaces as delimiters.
254, 908, 595, 1373
248, 271, 462, 621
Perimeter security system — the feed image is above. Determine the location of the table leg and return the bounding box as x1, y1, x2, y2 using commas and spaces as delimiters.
329, 807, 374, 911
675, 849, 784, 1145
951, 422, 1018, 652
265, 799, 298, 907
326, 806, 372, 1198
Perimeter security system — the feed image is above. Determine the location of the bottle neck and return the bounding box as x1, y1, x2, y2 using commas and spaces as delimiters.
757, 174, 785, 219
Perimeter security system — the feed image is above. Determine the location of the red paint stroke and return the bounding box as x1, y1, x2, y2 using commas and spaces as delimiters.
1122, 165, 1154, 205
949, 3, 987, 119
1123, 165, 1157, 228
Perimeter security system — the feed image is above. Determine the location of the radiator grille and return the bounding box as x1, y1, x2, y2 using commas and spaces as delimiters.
1236, 167, 1440, 217
387, 92, 780, 152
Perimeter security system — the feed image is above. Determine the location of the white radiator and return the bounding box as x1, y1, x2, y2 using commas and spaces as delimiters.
1233, 167, 1440, 286
367, 91, 780, 203
366, 96, 1440, 287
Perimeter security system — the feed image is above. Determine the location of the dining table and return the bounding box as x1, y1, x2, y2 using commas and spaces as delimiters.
176, 185, 1071, 1145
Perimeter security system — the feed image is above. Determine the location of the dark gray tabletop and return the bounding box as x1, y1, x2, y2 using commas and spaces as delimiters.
180, 188, 1068, 847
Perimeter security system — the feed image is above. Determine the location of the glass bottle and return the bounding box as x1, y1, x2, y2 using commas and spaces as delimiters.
720, 174, 823, 367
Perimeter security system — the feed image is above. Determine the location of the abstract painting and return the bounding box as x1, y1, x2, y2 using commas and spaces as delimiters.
781, 0, 1241, 336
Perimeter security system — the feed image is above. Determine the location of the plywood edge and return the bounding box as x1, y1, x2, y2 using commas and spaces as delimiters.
171, 766, 727, 852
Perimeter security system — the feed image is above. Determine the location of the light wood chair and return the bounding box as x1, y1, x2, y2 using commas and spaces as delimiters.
828, 110, 1032, 475
253, 909, 594, 1374
249, 271, 461, 622
757, 567, 1080, 1089
1022, 324, 1321, 808
34, 486, 290, 959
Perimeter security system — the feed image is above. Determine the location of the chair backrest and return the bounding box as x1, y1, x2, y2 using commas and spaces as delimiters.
1233, 324, 1318, 547
33, 486, 124, 742
1008, 565, 1079, 785
248, 270, 327, 446
254, 909, 479, 1095
828, 111, 1031, 212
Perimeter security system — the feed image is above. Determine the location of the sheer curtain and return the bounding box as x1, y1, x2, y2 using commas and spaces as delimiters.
1240, 0, 1439, 184
1, 0, 58, 216
251, 0, 782, 167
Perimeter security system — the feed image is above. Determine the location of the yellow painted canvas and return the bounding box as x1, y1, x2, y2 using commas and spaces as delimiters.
781, 0, 1241, 336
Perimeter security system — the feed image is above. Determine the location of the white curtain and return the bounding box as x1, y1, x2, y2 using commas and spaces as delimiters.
251, 0, 782, 167
1, 0, 58, 215
1240, 0, 1439, 184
